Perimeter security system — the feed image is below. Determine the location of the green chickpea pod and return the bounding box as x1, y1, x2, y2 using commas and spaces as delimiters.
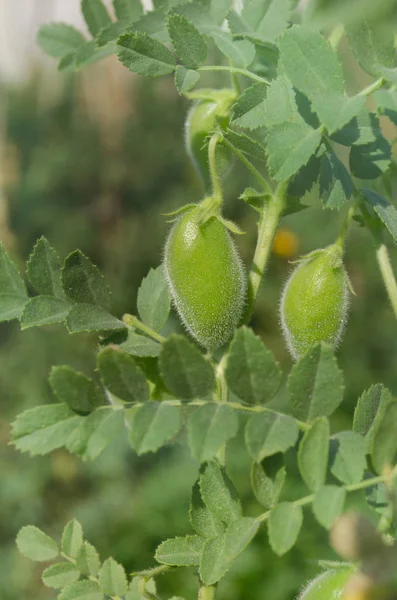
299, 567, 355, 600
164, 205, 246, 351
280, 243, 350, 359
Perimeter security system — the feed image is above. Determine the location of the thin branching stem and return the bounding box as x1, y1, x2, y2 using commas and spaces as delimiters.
199, 65, 270, 85
376, 242, 397, 320
123, 314, 166, 344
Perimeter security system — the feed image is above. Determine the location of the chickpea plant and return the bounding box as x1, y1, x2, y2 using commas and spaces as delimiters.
4, 0, 397, 598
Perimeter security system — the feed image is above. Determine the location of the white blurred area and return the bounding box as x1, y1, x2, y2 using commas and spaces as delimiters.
0, 0, 152, 83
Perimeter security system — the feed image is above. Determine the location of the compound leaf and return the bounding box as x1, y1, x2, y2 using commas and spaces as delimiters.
117, 31, 176, 76
128, 402, 181, 454
268, 502, 303, 556
298, 417, 329, 491
16, 526, 59, 562
98, 347, 149, 402
245, 412, 299, 462
137, 266, 171, 332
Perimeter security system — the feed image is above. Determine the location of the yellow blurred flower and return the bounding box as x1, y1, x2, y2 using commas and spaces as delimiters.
273, 228, 299, 259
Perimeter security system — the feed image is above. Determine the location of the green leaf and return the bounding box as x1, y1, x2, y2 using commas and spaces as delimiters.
75, 541, 101, 577
279, 25, 344, 100
268, 502, 303, 556
361, 189, 397, 243
62, 250, 111, 309
120, 330, 161, 357
167, 14, 207, 69
62, 520, 83, 559
288, 343, 344, 423
331, 431, 367, 484
50, 366, 104, 415
98, 347, 149, 402
263, 75, 302, 128
319, 151, 353, 210
37, 23, 86, 58
99, 558, 128, 597
353, 384, 394, 448
350, 136, 392, 180
211, 31, 255, 69
231, 83, 267, 130
199, 518, 259, 585
188, 404, 239, 462
159, 335, 216, 399
81, 0, 111, 37
251, 455, 286, 510
313, 485, 346, 529
298, 417, 330, 492
66, 407, 125, 461
117, 31, 176, 76
137, 266, 171, 332
75, 40, 116, 69
223, 129, 267, 162
155, 535, 205, 566
330, 109, 380, 146
12, 404, 81, 456
266, 121, 322, 181
128, 402, 181, 454
42, 563, 80, 589
168, 2, 218, 35
245, 412, 299, 462
58, 580, 102, 600
200, 461, 242, 525
313, 93, 365, 135
242, 0, 291, 42
371, 400, 397, 474
225, 327, 282, 405
16, 526, 59, 562
66, 304, 125, 333
174, 66, 200, 94
27, 237, 65, 298
288, 153, 322, 198
21, 296, 71, 329
0, 243, 28, 321
190, 480, 225, 539
347, 20, 396, 78
113, 0, 143, 21
374, 89, 397, 126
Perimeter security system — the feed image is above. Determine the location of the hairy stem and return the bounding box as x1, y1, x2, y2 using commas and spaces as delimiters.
246, 180, 288, 320
208, 133, 223, 203
221, 136, 272, 195
335, 197, 360, 250
199, 65, 270, 85
122, 314, 166, 344
256, 465, 397, 524
328, 24, 344, 49
358, 77, 385, 97
199, 585, 216, 600
132, 398, 310, 432
376, 242, 397, 320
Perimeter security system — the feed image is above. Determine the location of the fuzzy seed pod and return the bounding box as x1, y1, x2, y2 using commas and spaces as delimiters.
280, 244, 350, 360
299, 567, 355, 600
164, 208, 246, 350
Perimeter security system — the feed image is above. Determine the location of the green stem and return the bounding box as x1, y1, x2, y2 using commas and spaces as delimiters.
335, 197, 360, 250
123, 314, 166, 344
133, 398, 310, 432
208, 133, 223, 202
256, 467, 397, 524
376, 242, 397, 320
199, 65, 270, 85
221, 136, 272, 195
199, 585, 216, 600
357, 77, 385, 97
246, 180, 288, 319
328, 24, 344, 49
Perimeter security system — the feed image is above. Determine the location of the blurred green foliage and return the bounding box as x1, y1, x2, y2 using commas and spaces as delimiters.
0, 64, 396, 600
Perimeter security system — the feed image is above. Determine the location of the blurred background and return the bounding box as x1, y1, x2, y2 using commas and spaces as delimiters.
1, 2, 397, 599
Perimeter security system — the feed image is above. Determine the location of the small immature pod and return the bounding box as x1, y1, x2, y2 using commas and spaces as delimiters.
164, 207, 246, 351
280, 244, 349, 360
185, 91, 234, 190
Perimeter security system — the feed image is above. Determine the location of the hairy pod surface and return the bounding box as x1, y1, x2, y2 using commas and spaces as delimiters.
164, 207, 246, 350
299, 567, 355, 600
185, 93, 233, 190
280, 244, 349, 360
